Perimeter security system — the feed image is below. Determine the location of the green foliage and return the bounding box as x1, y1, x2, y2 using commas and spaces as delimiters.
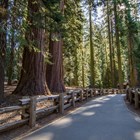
3, 0, 140, 88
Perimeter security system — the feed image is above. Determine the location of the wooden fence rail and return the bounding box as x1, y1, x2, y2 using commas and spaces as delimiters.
0, 88, 123, 133
126, 88, 140, 109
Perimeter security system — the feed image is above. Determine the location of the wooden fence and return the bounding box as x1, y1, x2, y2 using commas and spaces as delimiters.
126, 88, 140, 109
0, 88, 123, 133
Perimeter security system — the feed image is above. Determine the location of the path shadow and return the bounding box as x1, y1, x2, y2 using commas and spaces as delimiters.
23, 95, 140, 140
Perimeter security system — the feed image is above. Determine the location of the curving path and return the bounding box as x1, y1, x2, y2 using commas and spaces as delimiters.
21, 95, 140, 140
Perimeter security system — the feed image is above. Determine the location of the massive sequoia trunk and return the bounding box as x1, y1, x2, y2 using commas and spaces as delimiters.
13, 0, 50, 96
46, 0, 65, 93
0, 0, 8, 100
46, 32, 65, 93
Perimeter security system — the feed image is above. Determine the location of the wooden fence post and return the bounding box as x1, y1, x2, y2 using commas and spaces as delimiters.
135, 90, 139, 109
100, 89, 102, 95
29, 97, 36, 128
21, 96, 29, 120
125, 88, 129, 100
72, 92, 75, 107
116, 89, 118, 94
107, 89, 109, 94
90, 89, 93, 98
128, 89, 133, 104
60, 93, 64, 114
86, 90, 88, 100
92, 89, 95, 96
80, 90, 83, 102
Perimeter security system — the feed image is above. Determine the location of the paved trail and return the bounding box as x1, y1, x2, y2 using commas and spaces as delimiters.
21, 95, 140, 140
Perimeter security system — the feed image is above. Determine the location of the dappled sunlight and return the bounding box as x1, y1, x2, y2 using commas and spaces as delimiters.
21, 95, 140, 140
72, 106, 88, 114
86, 95, 118, 105
134, 131, 140, 140
92, 97, 111, 103
102, 98, 110, 101
81, 111, 95, 116
108, 95, 116, 97
86, 104, 102, 109
51, 117, 72, 128
27, 132, 54, 140
93, 100, 107, 103
134, 116, 140, 123
121, 94, 125, 97
94, 97, 106, 101
73, 103, 101, 115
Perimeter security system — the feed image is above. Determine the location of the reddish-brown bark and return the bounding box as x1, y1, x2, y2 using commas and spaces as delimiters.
46, 0, 65, 93
46, 32, 65, 93
13, 0, 50, 96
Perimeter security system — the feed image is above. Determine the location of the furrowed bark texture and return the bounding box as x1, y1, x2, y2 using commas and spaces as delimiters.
13, 0, 50, 96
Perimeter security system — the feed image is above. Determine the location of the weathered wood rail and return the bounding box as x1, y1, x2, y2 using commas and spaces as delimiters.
0, 88, 123, 133
126, 88, 140, 109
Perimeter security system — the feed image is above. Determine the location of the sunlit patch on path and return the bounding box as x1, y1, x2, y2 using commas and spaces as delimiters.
21, 95, 140, 140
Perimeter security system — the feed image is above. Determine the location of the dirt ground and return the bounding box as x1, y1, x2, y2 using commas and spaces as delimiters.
0, 85, 20, 107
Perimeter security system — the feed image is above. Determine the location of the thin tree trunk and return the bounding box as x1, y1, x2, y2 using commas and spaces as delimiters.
105, 44, 110, 87
128, 35, 136, 87
89, 0, 95, 87
111, 18, 116, 87
7, 0, 16, 85
81, 46, 85, 88
107, 0, 113, 87
100, 45, 104, 88
124, 1, 137, 87
7, 31, 15, 85
114, 0, 123, 88
0, 0, 8, 101
74, 47, 78, 86
13, 0, 50, 96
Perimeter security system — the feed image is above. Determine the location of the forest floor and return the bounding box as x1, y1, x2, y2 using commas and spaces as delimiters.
0, 84, 18, 107
0, 86, 140, 140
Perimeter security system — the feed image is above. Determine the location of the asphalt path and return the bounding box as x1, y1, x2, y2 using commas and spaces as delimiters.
21, 95, 140, 140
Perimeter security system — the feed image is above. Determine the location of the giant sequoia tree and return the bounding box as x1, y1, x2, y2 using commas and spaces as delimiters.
13, 0, 50, 96
46, 0, 65, 93
0, 0, 8, 100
